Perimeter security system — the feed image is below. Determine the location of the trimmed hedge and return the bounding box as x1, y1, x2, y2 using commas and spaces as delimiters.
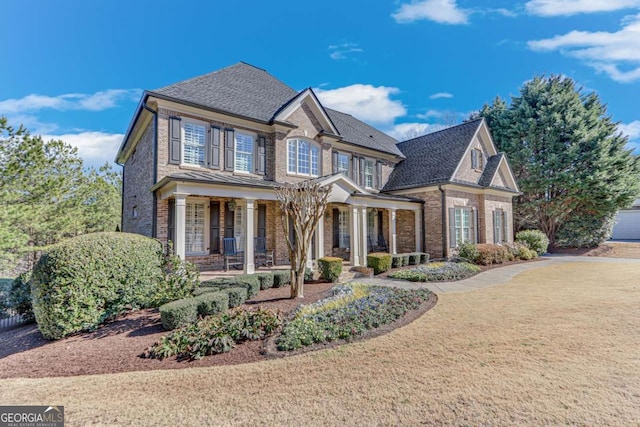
258, 273, 275, 290
220, 287, 248, 308
408, 253, 420, 265
161, 298, 199, 330
402, 254, 410, 267
391, 255, 403, 268
195, 292, 229, 317
234, 275, 260, 298
389, 262, 481, 282
318, 257, 343, 283
516, 230, 550, 255
419, 253, 429, 264
367, 253, 392, 275
31, 232, 169, 339
273, 271, 291, 288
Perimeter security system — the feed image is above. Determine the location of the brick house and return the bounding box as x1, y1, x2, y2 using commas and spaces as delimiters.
115, 62, 519, 273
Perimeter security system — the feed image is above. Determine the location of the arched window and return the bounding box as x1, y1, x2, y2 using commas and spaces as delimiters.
287, 138, 320, 176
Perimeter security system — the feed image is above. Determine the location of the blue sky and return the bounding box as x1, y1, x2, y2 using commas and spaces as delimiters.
2, 0, 639, 167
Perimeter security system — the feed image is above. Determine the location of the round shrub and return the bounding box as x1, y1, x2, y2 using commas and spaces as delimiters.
516, 230, 550, 255
160, 298, 199, 330
318, 257, 343, 283
258, 273, 275, 290
195, 292, 229, 317
31, 232, 166, 339
367, 253, 392, 275
457, 242, 480, 263
273, 271, 291, 288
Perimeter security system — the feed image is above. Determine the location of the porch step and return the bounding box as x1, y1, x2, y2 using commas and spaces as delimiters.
339, 266, 374, 283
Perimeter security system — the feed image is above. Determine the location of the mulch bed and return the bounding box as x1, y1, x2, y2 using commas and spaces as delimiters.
0, 280, 439, 379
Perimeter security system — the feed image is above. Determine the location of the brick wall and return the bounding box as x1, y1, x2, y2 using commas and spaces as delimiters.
122, 121, 154, 236
482, 194, 514, 244
453, 136, 487, 184
396, 210, 416, 253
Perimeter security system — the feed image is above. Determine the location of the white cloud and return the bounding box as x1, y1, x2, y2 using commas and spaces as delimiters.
528, 14, 640, 82
429, 92, 453, 99
386, 122, 447, 140
41, 132, 124, 166
315, 84, 406, 125
619, 120, 640, 152
525, 0, 640, 16
392, 0, 469, 24
0, 89, 141, 114
328, 43, 364, 60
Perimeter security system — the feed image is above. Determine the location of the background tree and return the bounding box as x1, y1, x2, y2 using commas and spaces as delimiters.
275, 180, 330, 298
0, 117, 122, 273
475, 75, 640, 248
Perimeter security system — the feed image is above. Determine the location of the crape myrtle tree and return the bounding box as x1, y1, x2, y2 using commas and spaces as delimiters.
0, 116, 122, 272
475, 75, 640, 248
275, 180, 330, 298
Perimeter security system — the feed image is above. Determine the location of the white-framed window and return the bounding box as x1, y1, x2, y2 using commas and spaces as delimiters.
233, 205, 245, 251
338, 209, 350, 249
454, 207, 473, 247
471, 148, 483, 170
186, 200, 206, 254
182, 121, 207, 166
364, 159, 375, 188
337, 153, 349, 175
287, 138, 320, 176
367, 209, 378, 247
493, 209, 508, 244
235, 132, 254, 173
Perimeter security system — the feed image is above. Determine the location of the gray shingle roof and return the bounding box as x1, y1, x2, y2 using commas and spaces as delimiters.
325, 108, 404, 157
149, 62, 402, 157
151, 62, 297, 123
153, 170, 281, 191
478, 153, 504, 187
383, 119, 484, 192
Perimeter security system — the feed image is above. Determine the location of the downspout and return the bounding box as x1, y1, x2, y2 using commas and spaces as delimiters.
439, 185, 447, 258
143, 101, 159, 238
421, 203, 426, 255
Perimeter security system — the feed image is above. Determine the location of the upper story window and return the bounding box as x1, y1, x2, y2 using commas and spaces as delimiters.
183, 121, 207, 166
235, 132, 254, 173
364, 159, 375, 188
471, 148, 483, 171
337, 153, 349, 175
287, 138, 320, 176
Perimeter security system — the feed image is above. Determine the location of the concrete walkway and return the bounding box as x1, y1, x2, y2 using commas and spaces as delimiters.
352, 255, 640, 294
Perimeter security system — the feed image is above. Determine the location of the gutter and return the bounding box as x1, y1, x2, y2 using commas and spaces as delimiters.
142, 101, 158, 238
439, 185, 447, 257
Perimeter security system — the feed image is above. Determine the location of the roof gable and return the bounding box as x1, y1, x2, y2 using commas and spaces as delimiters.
272, 88, 339, 135
383, 119, 484, 191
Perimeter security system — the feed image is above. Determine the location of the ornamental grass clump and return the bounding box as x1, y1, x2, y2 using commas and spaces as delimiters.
388, 262, 480, 282
276, 283, 431, 351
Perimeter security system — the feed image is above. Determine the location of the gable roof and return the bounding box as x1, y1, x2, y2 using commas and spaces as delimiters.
326, 108, 404, 157
150, 62, 297, 123
142, 62, 402, 158
478, 153, 503, 187
383, 119, 484, 191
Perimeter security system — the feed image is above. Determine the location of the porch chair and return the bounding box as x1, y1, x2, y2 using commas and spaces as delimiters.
223, 237, 244, 271
254, 236, 274, 267
368, 234, 389, 253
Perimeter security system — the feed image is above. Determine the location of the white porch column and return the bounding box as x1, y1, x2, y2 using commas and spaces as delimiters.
174, 193, 188, 259
350, 206, 360, 266
316, 214, 325, 260
244, 198, 255, 274
360, 207, 368, 263
415, 209, 422, 252
389, 208, 397, 254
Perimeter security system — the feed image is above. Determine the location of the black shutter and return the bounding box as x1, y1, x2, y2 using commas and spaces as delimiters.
332, 208, 340, 248
168, 199, 176, 249
332, 151, 338, 174
210, 202, 220, 254
258, 205, 266, 238
224, 129, 235, 171
209, 126, 221, 169
377, 210, 384, 242
169, 117, 181, 165
257, 136, 266, 175
224, 204, 235, 238
449, 207, 457, 248
359, 157, 365, 186
376, 160, 383, 189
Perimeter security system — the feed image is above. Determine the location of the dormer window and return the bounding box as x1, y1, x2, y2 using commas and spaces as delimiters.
287, 138, 320, 176
471, 149, 483, 171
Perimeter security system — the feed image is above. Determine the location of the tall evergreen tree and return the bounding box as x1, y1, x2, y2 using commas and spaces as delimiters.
475, 75, 640, 248
0, 117, 122, 271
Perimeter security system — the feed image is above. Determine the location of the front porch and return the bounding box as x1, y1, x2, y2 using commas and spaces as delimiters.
154, 172, 424, 273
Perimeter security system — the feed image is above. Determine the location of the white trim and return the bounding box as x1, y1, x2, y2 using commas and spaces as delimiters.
450, 120, 497, 181
490, 156, 520, 193
273, 88, 339, 135
184, 197, 210, 256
